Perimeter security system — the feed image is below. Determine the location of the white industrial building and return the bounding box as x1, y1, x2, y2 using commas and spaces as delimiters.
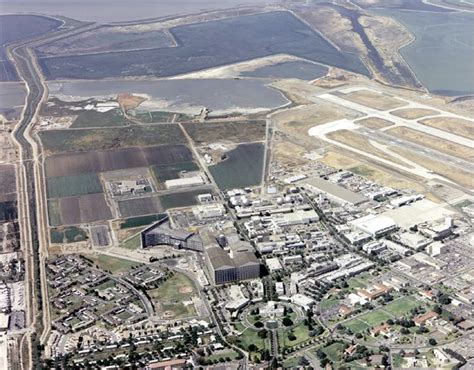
165, 175, 204, 189
192, 204, 226, 220
266, 257, 283, 273
290, 294, 314, 311
349, 214, 397, 237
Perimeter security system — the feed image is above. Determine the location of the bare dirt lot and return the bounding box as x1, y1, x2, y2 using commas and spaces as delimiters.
44, 144, 193, 177
118, 196, 162, 218
183, 120, 266, 144
419, 117, 474, 140
355, 117, 394, 129
0, 165, 16, 202
387, 126, 474, 161
59, 193, 113, 225
117, 94, 146, 112
341, 90, 406, 110
390, 108, 439, 120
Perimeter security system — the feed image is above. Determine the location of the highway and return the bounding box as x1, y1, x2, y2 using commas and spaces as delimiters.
7, 22, 97, 368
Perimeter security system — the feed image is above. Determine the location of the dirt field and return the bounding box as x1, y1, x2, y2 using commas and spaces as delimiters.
342, 90, 406, 110
0, 165, 16, 202
44, 144, 193, 177
391, 148, 473, 189
419, 117, 474, 140
117, 94, 146, 111
59, 193, 113, 225
390, 108, 439, 120
183, 120, 266, 144
271, 79, 323, 105
327, 129, 408, 166
387, 126, 474, 161
321, 150, 427, 193
356, 117, 394, 129
272, 136, 310, 167
273, 102, 360, 137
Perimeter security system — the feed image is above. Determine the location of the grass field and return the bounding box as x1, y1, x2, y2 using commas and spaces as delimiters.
342, 90, 406, 110
71, 109, 131, 128
119, 233, 141, 250
384, 297, 421, 317
358, 310, 393, 327
46, 173, 103, 199
39, 125, 186, 154
50, 226, 88, 244
85, 253, 141, 274
355, 117, 394, 129
151, 161, 199, 183
390, 108, 438, 120
148, 272, 197, 319
236, 327, 269, 354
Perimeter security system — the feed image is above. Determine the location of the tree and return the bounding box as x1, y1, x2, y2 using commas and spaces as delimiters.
248, 344, 257, 352
283, 317, 293, 327
254, 321, 264, 328
428, 338, 437, 346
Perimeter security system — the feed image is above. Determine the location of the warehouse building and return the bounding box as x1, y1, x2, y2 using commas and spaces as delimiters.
141, 217, 203, 252
349, 214, 398, 238
304, 177, 368, 206
205, 244, 261, 285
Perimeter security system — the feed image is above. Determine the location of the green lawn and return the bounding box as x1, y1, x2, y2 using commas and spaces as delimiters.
343, 318, 371, 334
237, 327, 269, 353
283, 322, 311, 347
322, 342, 347, 363
384, 297, 421, 317
205, 350, 239, 362
320, 296, 340, 310
85, 253, 141, 274
358, 310, 393, 327
347, 276, 369, 289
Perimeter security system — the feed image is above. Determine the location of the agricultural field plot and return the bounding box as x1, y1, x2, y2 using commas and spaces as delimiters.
119, 214, 167, 229
387, 126, 474, 161
390, 108, 439, 120
47, 199, 61, 226
152, 162, 199, 183
148, 272, 198, 319
37, 26, 175, 56
39, 124, 186, 154
384, 297, 421, 317
209, 143, 264, 190
0, 201, 17, 222
183, 120, 266, 144
50, 226, 88, 244
59, 193, 113, 225
44, 144, 193, 177
355, 117, 394, 129
420, 117, 474, 140
159, 188, 214, 210
70, 109, 132, 128
0, 165, 16, 202
38, 11, 367, 80
46, 173, 103, 198
339, 90, 406, 110
118, 196, 162, 218
0, 14, 62, 81
90, 225, 110, 247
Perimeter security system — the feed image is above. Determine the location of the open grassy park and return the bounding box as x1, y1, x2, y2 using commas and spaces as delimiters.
148, 272, 198, 319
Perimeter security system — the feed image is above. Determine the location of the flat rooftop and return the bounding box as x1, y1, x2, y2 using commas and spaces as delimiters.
303, 177, 368, 205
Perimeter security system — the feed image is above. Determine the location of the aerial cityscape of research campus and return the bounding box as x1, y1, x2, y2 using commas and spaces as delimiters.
0, 0, 473, 368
